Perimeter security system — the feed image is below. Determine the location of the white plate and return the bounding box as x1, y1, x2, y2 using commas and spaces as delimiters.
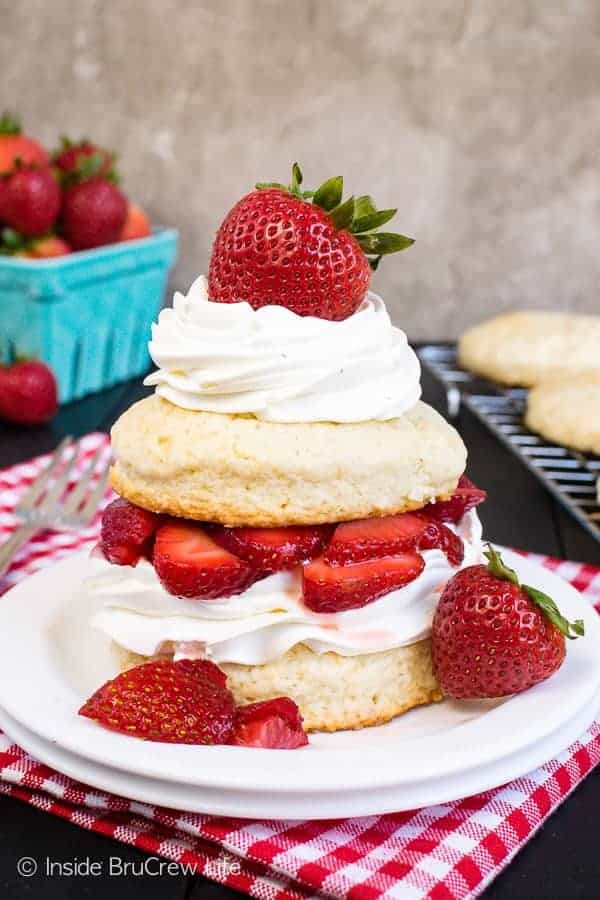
0, 551, 598, 819
1, 691, 599, 820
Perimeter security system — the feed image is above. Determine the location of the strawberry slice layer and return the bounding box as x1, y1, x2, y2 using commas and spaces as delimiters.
100, 498, 162, 566
153, 521, 259, 599
303, 552, 425, 613
424, 475, 487, 524
324, 513, 464, 567
79, 659, 235, 744
230, 697, 308, 749
211, 524, 330, 572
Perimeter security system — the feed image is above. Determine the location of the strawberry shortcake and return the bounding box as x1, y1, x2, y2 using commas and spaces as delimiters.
86, 165, 487, 735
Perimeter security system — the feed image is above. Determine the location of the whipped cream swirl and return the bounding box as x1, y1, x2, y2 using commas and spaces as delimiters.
90, 511, 483, 666
144, 276, 422, 423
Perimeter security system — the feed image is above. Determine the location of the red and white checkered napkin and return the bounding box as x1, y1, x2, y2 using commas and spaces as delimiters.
1, 433, 600, 900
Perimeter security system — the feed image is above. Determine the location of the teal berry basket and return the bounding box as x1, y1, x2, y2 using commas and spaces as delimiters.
0, 227, 178, 403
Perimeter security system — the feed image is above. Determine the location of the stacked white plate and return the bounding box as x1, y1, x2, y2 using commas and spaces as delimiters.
0, 550, 598, 819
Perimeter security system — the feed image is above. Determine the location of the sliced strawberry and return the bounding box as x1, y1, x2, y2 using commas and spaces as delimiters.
230, 697, 308, 749
424, 475, 487, 523
211, 524, 330, 572
79, 658, 235, 744
418, 520, 464, 567
100, 498, 162, 566
325, 514, 429, 565
324, 513, 463, 567
303, 552, 425, 613
153, 521, 259, 599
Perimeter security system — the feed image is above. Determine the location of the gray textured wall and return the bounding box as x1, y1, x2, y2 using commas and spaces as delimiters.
3, 0, 599, 337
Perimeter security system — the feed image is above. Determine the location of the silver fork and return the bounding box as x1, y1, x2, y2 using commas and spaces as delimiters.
0, 437, 110, 578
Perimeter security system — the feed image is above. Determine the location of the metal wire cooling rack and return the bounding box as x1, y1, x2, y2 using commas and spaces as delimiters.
418, 343, 600, 544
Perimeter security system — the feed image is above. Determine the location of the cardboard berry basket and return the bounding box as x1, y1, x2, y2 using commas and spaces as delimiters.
0, 227, 178, 403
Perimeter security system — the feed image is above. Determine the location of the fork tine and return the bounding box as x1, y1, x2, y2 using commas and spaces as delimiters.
36, 448, 78, 518
60, 445, 107, 517
15, 436, 73, 514
77, 461, 111, 525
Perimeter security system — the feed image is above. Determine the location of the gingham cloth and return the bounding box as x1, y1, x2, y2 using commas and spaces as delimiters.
1, 432, 599, 900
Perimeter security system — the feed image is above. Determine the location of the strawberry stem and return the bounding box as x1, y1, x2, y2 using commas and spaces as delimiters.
254, 162, 414, 270
0, 111, 21, 136
483, 544, 584, 639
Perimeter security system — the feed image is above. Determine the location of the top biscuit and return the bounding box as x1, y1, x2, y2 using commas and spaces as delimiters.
109, 395, 466, 526
458, 311, 600, 387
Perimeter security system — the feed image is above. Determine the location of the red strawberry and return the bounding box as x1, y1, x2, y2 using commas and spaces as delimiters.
230, 697, 308, 749
120, 203, 151, 241
153, 521, 259, 599
425, 475, 487, 524
211, 524, 330, 573
0, 113, 48, 175
79, 658, 235, 744
25, 234, 72, 258
100, 498, 162, 566
0, 361, 57, 425
53, 138, 115, 180
324, 513, 463, 567
432, 545, 584, 699
61, 178, 127, 249
303, 552, 425, 613
418, 521, 464, 567
208, 163, 413, 321
2, 165, 60, 237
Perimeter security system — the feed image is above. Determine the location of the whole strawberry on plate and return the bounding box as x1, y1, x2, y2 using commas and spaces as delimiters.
432, 545, 584, 699
208, 162, 414, 321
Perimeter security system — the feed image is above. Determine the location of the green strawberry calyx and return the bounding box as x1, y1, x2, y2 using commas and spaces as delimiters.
256, 162, 414, 271
0, 112, 22, 136
484, 544, 585, 640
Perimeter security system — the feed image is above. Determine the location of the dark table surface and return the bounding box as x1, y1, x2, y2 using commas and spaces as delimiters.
1, 364, 599, 900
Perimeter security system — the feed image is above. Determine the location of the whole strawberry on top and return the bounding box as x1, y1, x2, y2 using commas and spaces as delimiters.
208, 162, 413, 321
432, 545, 584, 699
0, 112, 48, 175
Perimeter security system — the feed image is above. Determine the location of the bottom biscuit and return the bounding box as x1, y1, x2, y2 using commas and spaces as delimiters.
116, 640, 442, 733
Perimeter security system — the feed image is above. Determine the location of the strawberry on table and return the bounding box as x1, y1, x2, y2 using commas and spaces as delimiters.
303, 552, 425, 613
100, 498, 162, 566
0, 360, 57, 425
1, 164, 61, 237
211, 524, 330, 572
153, 521, 260, 599
208, 162, 414, 321
120, 202, 151, 241
79, 659, 235, 744
324, 513, 464, 567
425, 475, 487, 524
230, 697, 308, 749
0, 112, 48, 175
432, 545, 584, 699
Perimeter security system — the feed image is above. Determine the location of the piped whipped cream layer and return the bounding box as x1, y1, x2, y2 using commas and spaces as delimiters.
90, 511, 483, 666
144, 275, 421, 423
